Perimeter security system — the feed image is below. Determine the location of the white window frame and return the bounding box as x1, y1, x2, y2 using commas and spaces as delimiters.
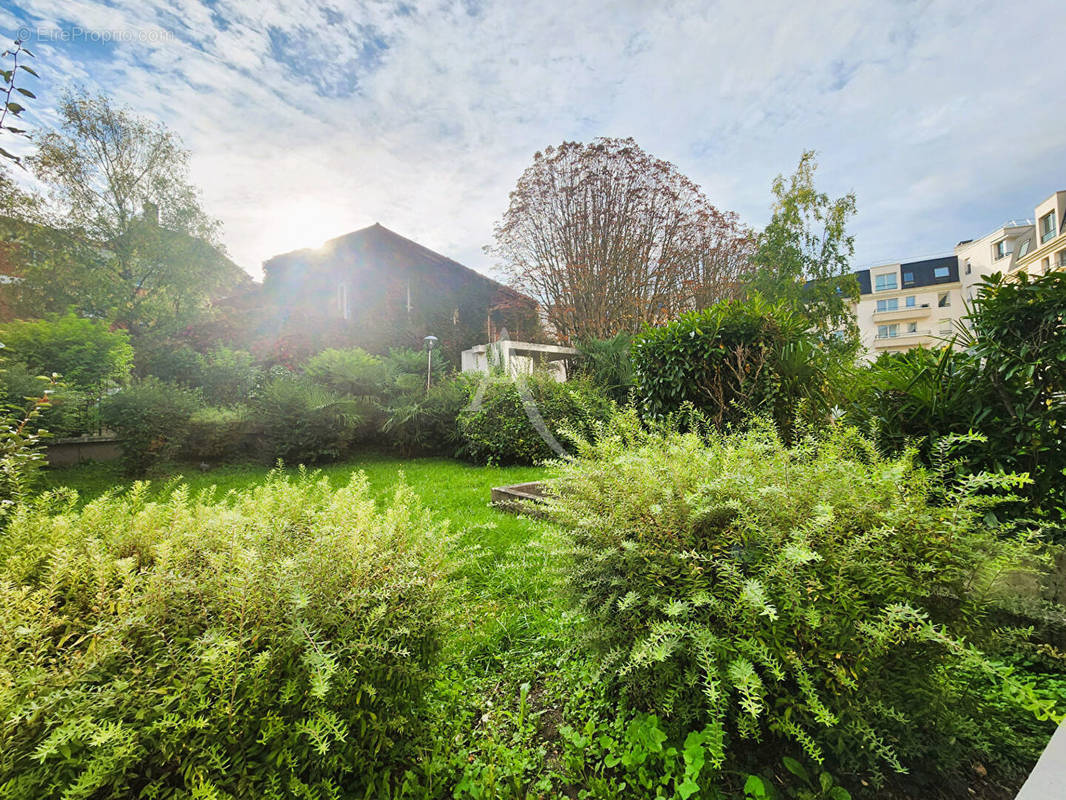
937, 292, 950, 308
1041, 211, 1056, 243
905, 295, 916, 307
876, 298, 899, 312
877, 324, 898, 339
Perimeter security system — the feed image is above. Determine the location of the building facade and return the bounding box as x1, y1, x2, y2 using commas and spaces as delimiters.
852, 256, 964, 355
851, 187, 1064, 358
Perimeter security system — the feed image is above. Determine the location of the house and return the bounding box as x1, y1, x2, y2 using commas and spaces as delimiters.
258, 223, 540, 363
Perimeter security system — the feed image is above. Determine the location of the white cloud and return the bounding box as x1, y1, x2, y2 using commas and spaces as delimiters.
5, 0, 1065, 279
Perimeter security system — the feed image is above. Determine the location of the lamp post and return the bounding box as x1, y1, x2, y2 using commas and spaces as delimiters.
423, 335, 438, 391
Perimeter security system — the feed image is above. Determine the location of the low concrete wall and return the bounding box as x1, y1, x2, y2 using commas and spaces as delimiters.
46, 436, 122, 467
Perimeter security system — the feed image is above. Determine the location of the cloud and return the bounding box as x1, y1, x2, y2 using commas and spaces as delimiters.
4, 0, 1065, 279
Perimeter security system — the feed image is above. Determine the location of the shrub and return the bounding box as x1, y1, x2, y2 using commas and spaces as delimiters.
0, 313, 132, 394
383, 375, 474, 457
383, 347, 449, 398
197, 347, 261, 406
575, 333, 634, 405
0, 360, 94, 437
180, 404, 258, 462
255, 375, 362, 464
0, 470, 448, 798
303, 346, 388, 397
0, 399, 49, 525
844, 270, 1066, 526
549, 413, 1059, 788
100, 378, 201, 475
458, 374, 613, 465
632, 297, 838, 436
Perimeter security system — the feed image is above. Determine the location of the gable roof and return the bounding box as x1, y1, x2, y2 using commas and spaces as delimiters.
263, 223, 535, 307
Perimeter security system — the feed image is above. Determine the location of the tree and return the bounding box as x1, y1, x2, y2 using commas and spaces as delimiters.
489, 138, 755, 342
745, 151, 859, 342
0, 313, 133, 393
0, 37, 37, 166
24, 91, 247, 331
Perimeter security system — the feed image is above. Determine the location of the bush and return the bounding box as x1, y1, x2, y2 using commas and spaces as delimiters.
575, 333, 634, 405
197, 347, 261, 406
180, 405, 258, 463
0, 401, 48, 526
549, 413, 1059, 789
0, 313, 132, 394
383, 375, 474, 457
100, 378, 201, 475
632, 297, 838, 436
0, 470, 448, 798
844, 270, 1066, 526
458, 374, 613, 465
383, 347, 449, 399
303, 346, 388, 397
255, 375, 362, 465
0, 361, 94, 437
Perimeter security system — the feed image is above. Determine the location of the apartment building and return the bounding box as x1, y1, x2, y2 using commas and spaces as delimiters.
851, 187, 1064, 358
1004, 191, 1066, 277
852, 256, 964, 355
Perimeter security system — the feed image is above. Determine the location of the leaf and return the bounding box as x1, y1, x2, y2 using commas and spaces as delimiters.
829, 788, 851, 800
20, 65, 39, 77
782, 756, 809, 782
6, 101, 24, 114
677, 777, 699, 799
16, 87, 36, 98
743, 774, 767, 798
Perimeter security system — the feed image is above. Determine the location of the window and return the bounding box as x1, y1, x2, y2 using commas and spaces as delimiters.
965, 261, 972, 275
906, 321, 918, 333
877, 324, 898, 339
994, 240, 1009, 260
1058, 250, 1066, 268
939, 320, 952, 335
937, 292, 950, 308
874, 273, 898, 291
337, 282, 351, 320
1041, 211, 1057, 243
905, 295, 916, 307
933, 265, 950, 280
902, 271, 915, 286
876, 298, 899, 312
1042, 257, 1051, 274
1018, 237, 1031, 258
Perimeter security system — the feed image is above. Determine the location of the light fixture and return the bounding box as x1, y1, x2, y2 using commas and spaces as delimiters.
423, 335, 439, 390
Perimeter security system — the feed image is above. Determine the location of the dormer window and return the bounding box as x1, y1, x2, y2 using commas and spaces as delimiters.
994, 240, 1009, 260
1041, 211, 1057, 243
874, 273, 897, 291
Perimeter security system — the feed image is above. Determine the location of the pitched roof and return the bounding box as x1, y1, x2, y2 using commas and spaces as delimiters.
264, 223, 534, 306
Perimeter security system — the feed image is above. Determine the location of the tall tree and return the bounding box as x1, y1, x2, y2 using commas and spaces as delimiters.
489, 138, 755, 342
24, 91, 246, 331
745, 151, 859, 342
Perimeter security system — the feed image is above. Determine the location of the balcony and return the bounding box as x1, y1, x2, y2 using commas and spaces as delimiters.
871, 304, 931, 322
873, 329, 935, 348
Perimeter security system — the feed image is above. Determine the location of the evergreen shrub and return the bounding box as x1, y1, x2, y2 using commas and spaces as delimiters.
0, 470, 448, 798
550, 413, 1059, 787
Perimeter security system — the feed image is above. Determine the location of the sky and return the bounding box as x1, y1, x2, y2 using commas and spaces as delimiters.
2, 0, 1064, 282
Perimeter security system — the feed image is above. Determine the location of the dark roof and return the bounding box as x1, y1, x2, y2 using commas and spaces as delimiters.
854, 255, 959, 295
264, 223, 534, 306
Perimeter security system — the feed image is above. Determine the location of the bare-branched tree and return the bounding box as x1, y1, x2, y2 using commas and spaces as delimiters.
488, 138, 755, 342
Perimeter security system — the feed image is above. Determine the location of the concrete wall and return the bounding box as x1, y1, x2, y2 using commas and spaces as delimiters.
46, 436, 122, 467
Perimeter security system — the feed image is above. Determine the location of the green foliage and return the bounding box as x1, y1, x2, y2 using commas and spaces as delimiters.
744, 151, 859, 343
633, 297, 838, 435
100, 378, 201, 475
550, 413, 1059, 786
845, 269, 1066, 525
0, 398, 48, 524
0, 313, 132, 393
0, 361, 92, 437
197, 347, 261, 406
0, 469, 448, 798
255, 375, 362, 465
383, 375, 474, 457
180, 405, 257, 463
383, 347, 449, 398
304, 346, 389, 397
458, 375, 614, 465
575, 333, 635, 405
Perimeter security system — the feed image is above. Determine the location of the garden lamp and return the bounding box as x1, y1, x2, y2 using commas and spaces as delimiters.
423, 335, 438, 390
